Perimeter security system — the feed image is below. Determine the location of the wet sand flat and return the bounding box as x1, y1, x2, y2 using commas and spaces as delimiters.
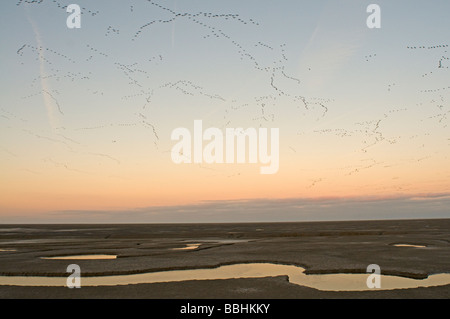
0, 219, 449, 298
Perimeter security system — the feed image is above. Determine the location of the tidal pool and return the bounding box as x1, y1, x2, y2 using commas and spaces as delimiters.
41, 255, 117, 260
184, 239, 250, 244
394, 244, 427, 248
1, 263, 449, 291
171, 244, 201, 251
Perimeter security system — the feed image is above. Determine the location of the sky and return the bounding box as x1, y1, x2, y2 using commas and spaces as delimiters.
0, 0, 449, 223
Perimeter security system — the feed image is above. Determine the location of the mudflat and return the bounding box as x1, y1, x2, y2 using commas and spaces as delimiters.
0, 219, 449, 298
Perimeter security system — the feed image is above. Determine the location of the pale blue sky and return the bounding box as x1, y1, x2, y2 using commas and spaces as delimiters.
1, 0, 449, 222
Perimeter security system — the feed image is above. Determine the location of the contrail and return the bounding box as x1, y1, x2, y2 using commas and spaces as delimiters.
171, 0, 177, 48
24, 5, 61, 130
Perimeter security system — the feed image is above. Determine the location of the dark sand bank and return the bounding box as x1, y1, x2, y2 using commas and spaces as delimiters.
0, 219, 449, 298
1, 276, 450, 299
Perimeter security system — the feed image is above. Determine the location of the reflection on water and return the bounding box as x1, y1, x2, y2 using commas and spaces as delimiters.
184, 239, 250, 244
0, 249, 16, 252
1, 263, 449, 291
171, 244, 200, 251
394, 244, 427, 248
0, 228, 41, 232
41, 255, 117, 260
1, 239, 77, 245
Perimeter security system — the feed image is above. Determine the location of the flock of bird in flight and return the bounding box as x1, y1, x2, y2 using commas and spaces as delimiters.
2, 0, 449, 189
